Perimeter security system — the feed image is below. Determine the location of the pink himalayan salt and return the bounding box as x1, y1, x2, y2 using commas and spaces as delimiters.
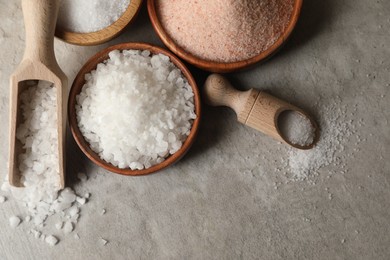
156, 0, 294, 63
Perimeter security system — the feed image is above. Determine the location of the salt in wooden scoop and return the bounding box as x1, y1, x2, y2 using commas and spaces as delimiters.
8, 0, 67, 188
203, 74, 319, 149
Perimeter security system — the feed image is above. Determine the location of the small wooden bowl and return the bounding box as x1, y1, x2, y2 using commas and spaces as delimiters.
55, 0, 143, 46
147, 0, 303, 73
68, 42, 201, 175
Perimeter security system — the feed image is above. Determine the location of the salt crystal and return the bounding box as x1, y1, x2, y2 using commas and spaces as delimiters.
0, 195, 6, 203
71, 214, 80, 223
58, 0, 130, 33
31, 229, 41, 239
101, 209, 106, 215
63, 221, 74, 234
55, 221, 63, 230
60, 188, 77, 203
84, 193, 90, 199
99, 238, 108, 246
67, 205, 79, 217
76, 50, 196, 170
25, 216, 31, 222
9, 216, 21, 228
76, 197, 87, 205
45, 235, 59, 246
74, 233, 80, 240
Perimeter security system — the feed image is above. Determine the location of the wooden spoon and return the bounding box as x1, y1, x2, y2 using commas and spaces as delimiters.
8, 0, 67, 188
203, 74, 319, 149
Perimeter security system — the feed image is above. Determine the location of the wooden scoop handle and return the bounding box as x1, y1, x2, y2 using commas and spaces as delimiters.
203, 74, 318, 149
22, 0, 60, 67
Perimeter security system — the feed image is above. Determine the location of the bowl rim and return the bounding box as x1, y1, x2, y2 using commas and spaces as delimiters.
55, 0, 143, 46
147, 0, 303, 73
68, 42, 201, 176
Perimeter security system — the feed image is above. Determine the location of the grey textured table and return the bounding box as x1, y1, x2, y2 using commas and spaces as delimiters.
0, 1, 389, 259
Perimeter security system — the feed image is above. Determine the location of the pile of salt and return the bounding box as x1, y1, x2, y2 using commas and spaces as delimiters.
278, 110, 316, 146
76, 49, 196, 170
2, 81, 90, 245
58, 0, 130, 33
156, 0, 294, 62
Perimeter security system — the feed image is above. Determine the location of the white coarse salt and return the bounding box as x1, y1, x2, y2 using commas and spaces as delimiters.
12, 81, 61, 219
58, 0, 130, 33
0, 195, 6, 203
278, 110, 315, 146
9, 216, 21, 228
63, 221, 74, 234
31, 229, 41, 239
3, 81, 90, 245
76, 197, 87, 205
99, 238, 108, 246
55, 221, 63, 230
45, 235, 59, 246
76, 50, 196, 170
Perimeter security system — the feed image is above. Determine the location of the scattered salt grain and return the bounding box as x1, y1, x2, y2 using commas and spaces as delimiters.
58, 0, 130, 33
25, 215, 31, 222
45, 235, 59, 246
67, 205, 79, 217
9, 216, 21, 228
55, 222, 63, 230
278, 111, 316, 146
74, 233, 80, 240
76, 50, 196, 170
84, 193, 90, 199
31, 229, 41, 239
76, 197, 87, 205
156, 0, 294, 62
0, 195, 6, 203
63, 221, 74, 234
60, 188, 77, 203
99, 238, 108, 246
101, 209, 106, 215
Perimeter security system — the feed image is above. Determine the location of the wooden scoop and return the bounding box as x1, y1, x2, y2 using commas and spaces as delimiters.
203, 74, 319, 149
8, 0, 67, 188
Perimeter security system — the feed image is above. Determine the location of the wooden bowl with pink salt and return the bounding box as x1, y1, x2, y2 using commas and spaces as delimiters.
147, 0, 303, 73
68, 43, 201, 175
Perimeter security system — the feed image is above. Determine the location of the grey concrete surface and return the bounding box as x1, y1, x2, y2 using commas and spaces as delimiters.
0, 0, 389, 259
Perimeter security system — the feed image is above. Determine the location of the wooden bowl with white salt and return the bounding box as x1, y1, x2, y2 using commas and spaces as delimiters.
68, 43, 201, 175
147, 0, 303, 73
55, 0, 143, 46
